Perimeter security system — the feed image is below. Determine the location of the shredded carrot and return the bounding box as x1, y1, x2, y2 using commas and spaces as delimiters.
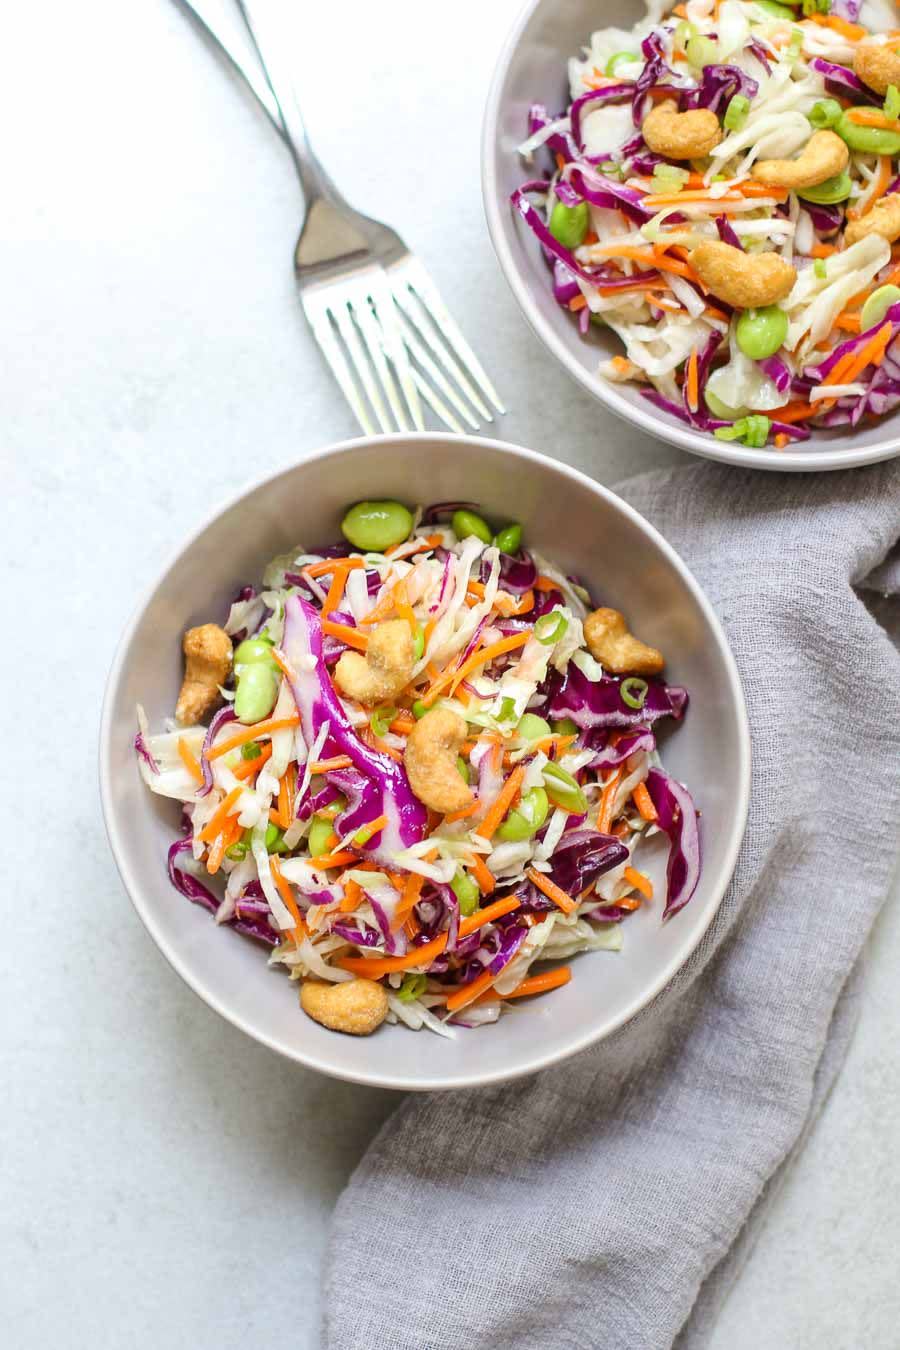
686, 347, 699, 413
404, 912, 421, 940
469, 854, 496, 896
824, 321, 892, 389
526, 867, 577, 915
810, 243, 837, 259
528, 733, 578, 756
421, 632, 528, 707
466, 579, 486, 599
269, 856, 306, 943
232, 743, 273, 780
308, 849, 359, 870
339, 877, 363, 913
302, 557, 365, 580
766, 400, 815, 425
501, 966, 572, 1000
393, 869, 428, 928
834, 313, 862, 333
458, 895, 522, 937
596, 769, 623, 835
863, 155, 894, 214
321, 561, 352, 619
624, 866, 654, 900
197, 786, 243, 842
205, 715, 300, 760
177, 737, 204, 784
321, 620, 368, 652
568, 294, 588, 312
846, 107, 900, 132
672, 2, 687, 14
309, 755, 353, 772
444, 800, 480, 823
337, 930, 449, 979
811, 14, 869, 41
206, 831, 228, 875
445, 969, 496, 1013
632, 780, 658, 823
534, 575, 560, 592
555, 151, 566, 172
476, 764, 527, 841
774, 433, 790, 450
389, 711, 416, 735
384, 532, 442, 558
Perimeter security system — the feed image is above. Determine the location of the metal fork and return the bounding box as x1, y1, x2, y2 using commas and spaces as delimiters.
172, 0, 505, 435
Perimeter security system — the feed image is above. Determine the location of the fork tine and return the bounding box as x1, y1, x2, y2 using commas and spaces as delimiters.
397, 286, 493, 423
409, 366, 465, 434
367, 274, 424, 431
352, 290, 412, 434
396, 310, 481, 431
399, 260, 506, 415
304, 298, 377, 436
331, 301, 392, 434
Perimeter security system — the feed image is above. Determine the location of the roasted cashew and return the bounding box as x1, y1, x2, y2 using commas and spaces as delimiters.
403, 707, 473, 815
752, 130, 849, 191
854, 40, 900, 97
333, 619, 414, 706
300, 977, 388, 1035
584, 608, 664, 677
845, 194, 900, 246
689, 240, 796, 309
176, 624, 233, 725
641, 99, 722, 160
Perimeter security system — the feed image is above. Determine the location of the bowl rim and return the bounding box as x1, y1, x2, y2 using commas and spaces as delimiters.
480, 0, 900, 474
99, 432, 751, 1091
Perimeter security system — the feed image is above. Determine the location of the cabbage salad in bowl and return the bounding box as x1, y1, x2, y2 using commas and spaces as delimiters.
135, 501, 700, 1039
514, 0, 900, 450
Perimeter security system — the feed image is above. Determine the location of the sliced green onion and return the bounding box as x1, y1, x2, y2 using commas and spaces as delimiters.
651, 164, 690, 193
605, 51, 637, 76
225, 840, 250, 862
456, 756, 471, 785
369, 705, 397, 738
885, 84, 900, 121
801, 0, 829, 14
714, 415, 771, 448
497, 695, 518, 722
396, 972, 427, 1003
412, 625, 425, 661
620, 677, 649, 710
788, 27, 804, 59
241, 741, 263, 760
412, 699, 429, 719
542, 762, 588, 815
808, 98, 842, 130
534, 611, 569, 646
351, 817, 385, 847
451, 869, 480, 916
307, 815, 335, 857
814, 258, 827, 279
724, 95, 750, 132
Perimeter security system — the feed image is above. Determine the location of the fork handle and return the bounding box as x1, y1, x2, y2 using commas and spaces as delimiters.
234, 0, 343, 208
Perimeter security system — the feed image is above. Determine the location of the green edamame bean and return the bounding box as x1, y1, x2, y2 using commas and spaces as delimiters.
451, 870, 480, 916
836, 111, 900, 157
542, 762, 588, 815
307, 815, 335, 857
704, 389, 748, 420
341, 500, 413, 552
517, 713, 552, 741
412, 699, 429, 720
233, 637, 278, 669
550, 717, 578, 737
686, 34, 717, 70
265, 823, 288, 854
235, 662, 278, 724
451, 508, 493, 544
755, 0, 795, 16
456, 756, 471, 785
798, 170, 852, 205
493, 523, 523, 555
549, 200, 590, 251
735, 305, 789, 361
497, 787, 550, 842
861, 285, 900, 332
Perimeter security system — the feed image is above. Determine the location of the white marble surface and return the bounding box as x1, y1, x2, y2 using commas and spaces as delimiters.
3, 1, 898, 1345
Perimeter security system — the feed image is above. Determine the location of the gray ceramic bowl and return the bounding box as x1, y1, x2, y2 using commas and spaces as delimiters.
100, 434, 750, 1090
482, 0, 900, 472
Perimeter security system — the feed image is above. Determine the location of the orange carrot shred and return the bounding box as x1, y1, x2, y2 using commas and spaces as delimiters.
624, 866, 654, 900
476, 764, 527, 841
197, 786, 243, 843
632, 781, 658, 823
525, 867, 577, 915
177, 737, 204, 784
469, 854, 496, 896
457, 895, 522, 937
205, 716, 300, 760
321, 620, 368, 652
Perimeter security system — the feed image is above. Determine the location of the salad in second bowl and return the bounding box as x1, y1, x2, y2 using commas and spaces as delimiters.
135, 500, 700, 1038
514, 0, 900, 450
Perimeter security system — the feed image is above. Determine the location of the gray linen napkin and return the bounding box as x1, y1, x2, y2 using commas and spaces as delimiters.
323, 461, 900, 1350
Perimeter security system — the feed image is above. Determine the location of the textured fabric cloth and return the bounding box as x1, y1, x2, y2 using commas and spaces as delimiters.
323, 461, 900, 1350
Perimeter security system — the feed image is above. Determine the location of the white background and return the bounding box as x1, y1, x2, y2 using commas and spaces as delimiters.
3, 1, 899, 1346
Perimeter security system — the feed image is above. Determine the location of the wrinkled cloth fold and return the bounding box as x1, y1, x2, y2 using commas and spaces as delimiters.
324, 462, 900, 1350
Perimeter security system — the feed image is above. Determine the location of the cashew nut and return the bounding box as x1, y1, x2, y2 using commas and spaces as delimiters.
688, 240, 797, 309
752, 130, 849, 191
403, 707, 473, 815
176, 624, 233, 725
584, 608, 664, 677
845, 194, 900, 246
333, 619, 414, 706
854, 40, 900, 97
300, 977, 388, 1035
641, 99, 722, 160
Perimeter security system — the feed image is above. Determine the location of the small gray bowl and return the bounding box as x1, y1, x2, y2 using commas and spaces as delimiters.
100, 434, 750, 1090
482, 0, 900, 472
